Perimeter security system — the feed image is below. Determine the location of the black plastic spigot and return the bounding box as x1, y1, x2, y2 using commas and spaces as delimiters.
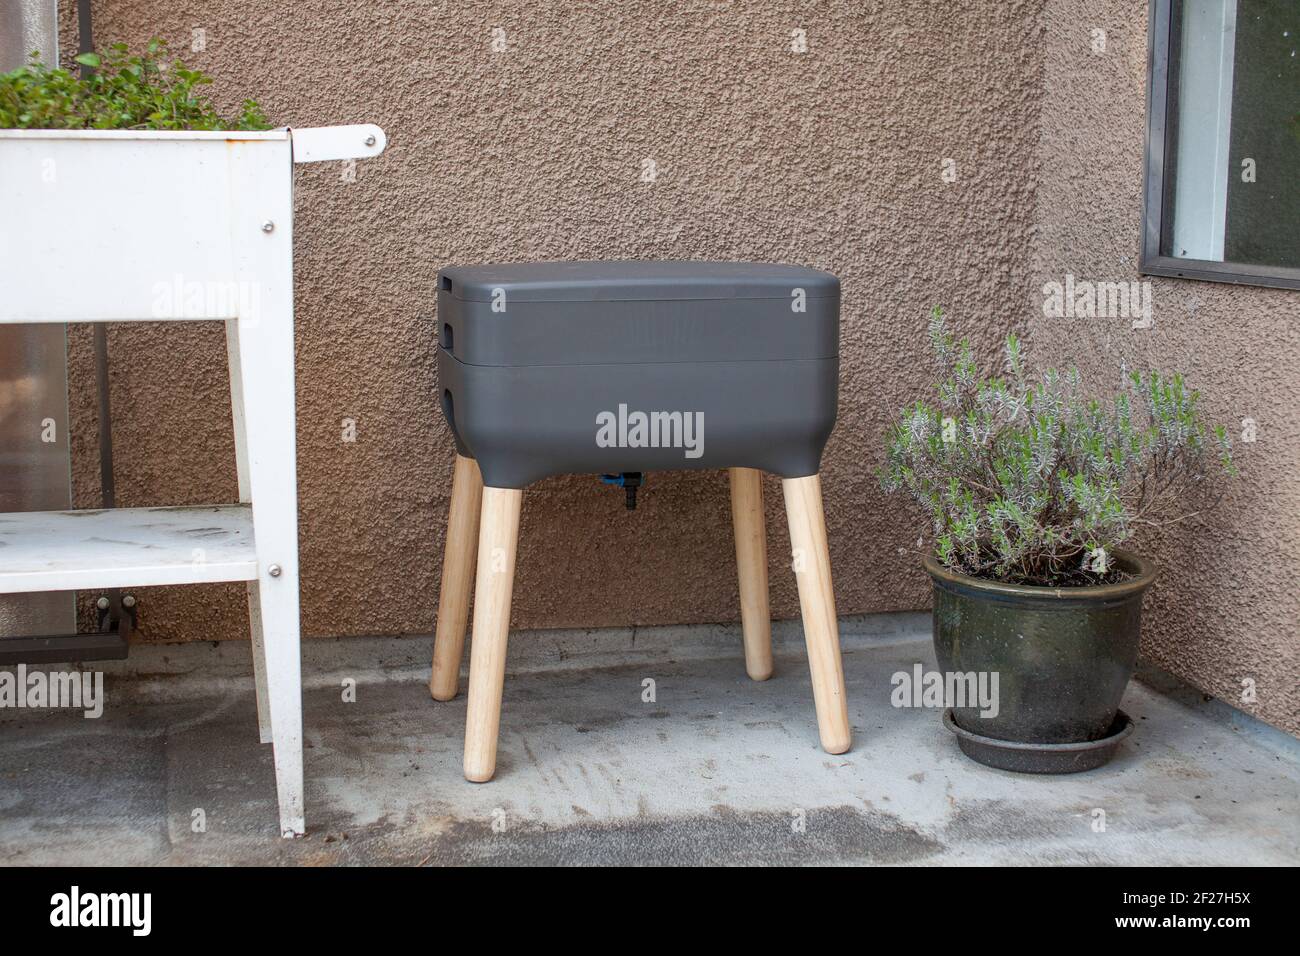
600, 472, 644, 510
622, 472, 642, 509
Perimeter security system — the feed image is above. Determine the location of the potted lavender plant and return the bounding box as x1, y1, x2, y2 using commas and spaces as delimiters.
881, 310, 1235, 772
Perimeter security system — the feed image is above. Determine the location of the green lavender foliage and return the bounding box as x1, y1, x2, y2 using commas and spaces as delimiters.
0, 39, 270, 131
881, 308, 1235, 587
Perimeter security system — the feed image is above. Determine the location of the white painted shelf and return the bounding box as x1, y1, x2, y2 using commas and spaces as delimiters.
0, 504, 257, 594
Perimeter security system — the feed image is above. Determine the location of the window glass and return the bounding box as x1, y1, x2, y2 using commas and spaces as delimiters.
1161, 0, 1299, 270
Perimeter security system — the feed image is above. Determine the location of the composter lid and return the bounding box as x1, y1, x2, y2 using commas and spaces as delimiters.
436, 260, 839, 367
438, 260, 839, 303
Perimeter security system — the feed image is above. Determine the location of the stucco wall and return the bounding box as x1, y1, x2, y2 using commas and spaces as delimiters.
50, 1, 1295, 736
57, 0, 1042, 637
1026, 0, 1298, 735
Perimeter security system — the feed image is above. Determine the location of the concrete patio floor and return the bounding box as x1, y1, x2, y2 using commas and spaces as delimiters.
1, 612, 1297, 866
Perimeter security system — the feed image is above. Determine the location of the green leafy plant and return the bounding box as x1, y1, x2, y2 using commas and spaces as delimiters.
881, 308, 1235, 587
0, 39, 270, 131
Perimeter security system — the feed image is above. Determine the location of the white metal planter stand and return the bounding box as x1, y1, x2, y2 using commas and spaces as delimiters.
0, 124, 386, 837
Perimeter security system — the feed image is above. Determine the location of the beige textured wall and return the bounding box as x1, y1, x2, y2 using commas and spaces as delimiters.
1027, 0, 1298, 735
59, 0, 1042, 638
52, 1, 1296, 736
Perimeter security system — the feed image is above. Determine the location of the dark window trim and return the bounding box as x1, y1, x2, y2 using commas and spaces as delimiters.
1141, 0, 1300, 290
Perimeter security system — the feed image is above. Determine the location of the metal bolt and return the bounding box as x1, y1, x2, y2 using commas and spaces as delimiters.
122, 594, 136, 608
364, 134, 376, 147
268, 564, 282, 578
261, 220, 275, 233
96, 596, 110, 611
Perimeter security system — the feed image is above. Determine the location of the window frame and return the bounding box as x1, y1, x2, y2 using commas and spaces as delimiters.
1141, 0, 1300, 290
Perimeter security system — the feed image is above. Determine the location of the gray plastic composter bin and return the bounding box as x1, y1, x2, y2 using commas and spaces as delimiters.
436, 260, 839, 489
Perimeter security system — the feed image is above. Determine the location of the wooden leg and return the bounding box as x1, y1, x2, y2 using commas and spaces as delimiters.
463, 486, 523, 783
226, 141, 304, 837
430, 455, 483, 701
226, 318, 273, 745
229, 312, 306, 837
729, 467, 773, 681
782, 473, 851, 755
245, 584, 273, 744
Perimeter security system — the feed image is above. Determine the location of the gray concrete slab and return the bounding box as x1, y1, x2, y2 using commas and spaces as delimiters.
1, 613, 1297, 866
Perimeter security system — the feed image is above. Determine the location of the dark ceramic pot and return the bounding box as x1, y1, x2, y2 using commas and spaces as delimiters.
924, 550, 1157, 772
